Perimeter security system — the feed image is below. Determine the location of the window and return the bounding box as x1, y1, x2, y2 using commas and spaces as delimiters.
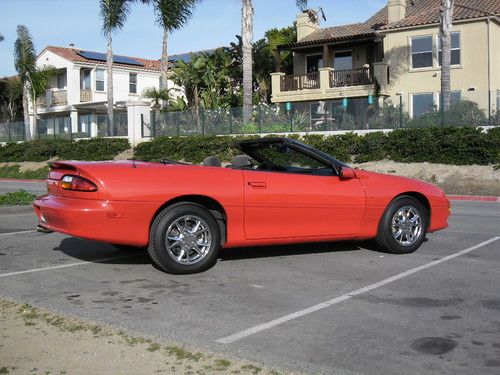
56, 72, 66, 89
306, 54, 323, 73
252, 142, 333, 175
78, 114, 93, 136
438, 91, 461, 107
334, 51, 353, 71
411, 35, 433, 69
80, 69, 91, 90
412, 93, 435, 117
96, 69, 105, 91
129, 73, 137, 94
438, 32, 461, 66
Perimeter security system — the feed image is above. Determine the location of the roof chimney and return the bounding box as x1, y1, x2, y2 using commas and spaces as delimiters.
296, 11, 320, 41
387, 0, 406, 24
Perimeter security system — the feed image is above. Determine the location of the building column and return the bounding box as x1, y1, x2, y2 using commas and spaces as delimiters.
323, 44, 331, 68
270, 72, 285, 102
70, 109, 78, 135
318, 67, 333, 93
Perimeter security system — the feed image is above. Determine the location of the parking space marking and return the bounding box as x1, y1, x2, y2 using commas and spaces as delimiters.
0, 230, 36, 237
0, 254, 142, 278
216, 236, 500, 344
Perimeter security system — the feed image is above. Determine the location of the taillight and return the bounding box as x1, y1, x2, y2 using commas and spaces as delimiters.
61, 175, 98, 192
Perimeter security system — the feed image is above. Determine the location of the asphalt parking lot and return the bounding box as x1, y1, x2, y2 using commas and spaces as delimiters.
0, 200, 499, 375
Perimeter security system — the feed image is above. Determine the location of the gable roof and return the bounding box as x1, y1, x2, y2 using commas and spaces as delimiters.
288, 0, 500, 48
42, 46, 162, 71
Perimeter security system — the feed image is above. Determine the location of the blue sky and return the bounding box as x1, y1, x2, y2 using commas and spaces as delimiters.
0, 0, 386, 76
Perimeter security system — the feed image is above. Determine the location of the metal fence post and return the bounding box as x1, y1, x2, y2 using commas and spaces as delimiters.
258, 106, 262, 133
229, 110, 233, 134
8, 123, 11, 142
151, 111, 156, 138
201, 109, 205, 135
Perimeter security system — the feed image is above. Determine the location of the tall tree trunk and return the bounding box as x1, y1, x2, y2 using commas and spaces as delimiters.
29, 74, 37, 139
160, 27, 169, 90
439, 0, 454, 115
242, 0, 253, 125
22, 81, 31, 140
107, 32, 114, 136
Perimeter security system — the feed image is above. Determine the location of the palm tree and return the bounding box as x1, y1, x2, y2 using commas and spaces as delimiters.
100, 0, 132, 135
141, 0, 199, 95
439, 0, 454, 115
14, 25, 36, 139
241, 0, 307, 124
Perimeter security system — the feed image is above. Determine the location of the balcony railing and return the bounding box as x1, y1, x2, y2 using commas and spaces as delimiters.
280, 73, 320, 92
329, 67, 373, 88
80, 90, 92, 102
52, 90, 67, 106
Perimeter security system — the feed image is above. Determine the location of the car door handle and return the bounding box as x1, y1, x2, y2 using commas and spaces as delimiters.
248, 181, 267, 189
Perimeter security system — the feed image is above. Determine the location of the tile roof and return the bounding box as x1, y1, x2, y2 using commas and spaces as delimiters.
43, 46, 162, 71
293, 0, 500, 46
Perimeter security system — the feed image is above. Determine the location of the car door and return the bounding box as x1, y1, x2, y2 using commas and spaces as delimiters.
241, 144, 365, 240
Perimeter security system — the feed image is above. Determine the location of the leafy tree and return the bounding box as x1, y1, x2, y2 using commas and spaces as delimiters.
100, 0, 132, 135
141, 0, 199, 95
439, 0, 455, 113
142, 87, 173, 110
241, 1, 306, 123
14, 25, 56, 139
0, 76, 23, 123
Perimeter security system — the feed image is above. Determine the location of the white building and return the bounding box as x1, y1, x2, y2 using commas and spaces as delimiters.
32, 45, 176, 143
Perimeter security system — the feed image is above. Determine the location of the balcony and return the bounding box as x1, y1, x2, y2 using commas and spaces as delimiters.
271, 64, 388, 103
80, 90, 92, 102
36, 89, 68, 108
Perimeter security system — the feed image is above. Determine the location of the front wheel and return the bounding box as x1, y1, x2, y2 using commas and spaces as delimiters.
376, 196, 428, 254
147, 203, 221, 274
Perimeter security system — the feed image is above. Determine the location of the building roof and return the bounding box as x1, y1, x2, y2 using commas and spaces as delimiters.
43, 46, 162, 71
287, 0, 500, 48
42, 46, 226, 71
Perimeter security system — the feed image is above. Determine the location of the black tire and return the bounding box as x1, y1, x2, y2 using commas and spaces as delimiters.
147, 202, 221, 274
376, 195, 428, 254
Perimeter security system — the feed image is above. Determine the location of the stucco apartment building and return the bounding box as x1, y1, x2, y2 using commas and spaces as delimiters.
271, 0, 500, 126
31, 45, 183, 139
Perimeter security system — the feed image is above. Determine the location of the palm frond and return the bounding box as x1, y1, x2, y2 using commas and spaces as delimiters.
14, 25, 36, 79
100, 0, 133, 34
152, 0, 199, 32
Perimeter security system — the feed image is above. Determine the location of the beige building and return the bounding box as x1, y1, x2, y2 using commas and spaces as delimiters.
271, 0, 500, 128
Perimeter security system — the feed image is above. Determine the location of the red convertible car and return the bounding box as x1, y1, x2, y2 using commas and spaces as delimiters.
34, 138, 450, 274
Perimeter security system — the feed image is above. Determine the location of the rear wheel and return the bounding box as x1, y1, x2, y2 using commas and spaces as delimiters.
147, 202, 221, 274
376, 196, 428, 254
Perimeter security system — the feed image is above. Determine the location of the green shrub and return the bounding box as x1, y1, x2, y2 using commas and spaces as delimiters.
0, 138, 130, 162
0, 190, 37, 206
134, 127, 499, 166
0, 165, 49, 180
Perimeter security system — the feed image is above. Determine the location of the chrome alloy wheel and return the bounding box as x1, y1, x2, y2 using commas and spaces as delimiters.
391, 206, 423, 247
165, 215, 212, 265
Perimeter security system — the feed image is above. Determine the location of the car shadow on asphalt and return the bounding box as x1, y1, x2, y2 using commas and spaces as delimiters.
56, 237, 381, 265
56, 237, 151, 264
219, 240, 377, 261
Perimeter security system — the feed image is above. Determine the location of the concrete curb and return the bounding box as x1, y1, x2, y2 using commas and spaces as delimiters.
448, 195, 500, 202
0, 178, 45, 183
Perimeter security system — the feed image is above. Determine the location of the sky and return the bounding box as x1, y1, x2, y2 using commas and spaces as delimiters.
0, 0, 386, 76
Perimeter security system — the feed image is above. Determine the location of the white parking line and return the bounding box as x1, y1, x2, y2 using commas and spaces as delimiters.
0, 230, 36, 237
216, 236, 500, 344
0, 254, 141, 278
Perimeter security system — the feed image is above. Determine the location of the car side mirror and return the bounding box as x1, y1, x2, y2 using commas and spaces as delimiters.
339, 166, 356, 180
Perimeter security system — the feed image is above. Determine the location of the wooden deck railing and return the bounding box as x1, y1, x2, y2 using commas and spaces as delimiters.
280, 73, 320, 92
52, 90, 67, 106
329, 67, 373, 88
80, 90, 92, 102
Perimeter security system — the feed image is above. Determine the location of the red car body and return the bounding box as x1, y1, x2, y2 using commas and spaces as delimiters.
33, 157, 450, 249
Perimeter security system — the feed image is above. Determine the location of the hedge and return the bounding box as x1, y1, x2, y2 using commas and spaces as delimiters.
134, 127, 500, 166
0, 138, 131, 162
